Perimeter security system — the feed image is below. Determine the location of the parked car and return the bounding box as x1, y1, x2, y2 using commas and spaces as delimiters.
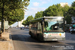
69, 25, 75, 33
69, 27, 72, 32
25, 26, 29, 29
20, 27, 25, 30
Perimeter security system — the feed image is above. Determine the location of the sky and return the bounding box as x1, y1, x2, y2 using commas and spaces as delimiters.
12, 0, 75, 27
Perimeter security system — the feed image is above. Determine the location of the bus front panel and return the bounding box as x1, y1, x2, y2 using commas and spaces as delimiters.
43, 32, 65, 41
43, 17, 65, 41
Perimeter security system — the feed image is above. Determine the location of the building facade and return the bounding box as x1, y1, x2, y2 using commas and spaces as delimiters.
18, 19, 24, 27
60, 2, 68, 7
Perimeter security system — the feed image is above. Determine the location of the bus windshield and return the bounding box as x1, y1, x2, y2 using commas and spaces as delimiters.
44, 17, 64, 31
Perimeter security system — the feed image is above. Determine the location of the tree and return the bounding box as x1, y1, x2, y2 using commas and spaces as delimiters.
67, 7, 75, 16
62, 5, 70, 19
63, 5, 70, 13
72, 1, 75, 7
66, 1, 75, 24
8, 9, 24, 25
65, 15, 72, 24
67, 1, 75, 17
22, 15, 34, 25
43, 3, 70, 23
0, 0, 30, 32
22, 20, 28, 26
22, 20, 26, 25
34, 11, 43, 19
43, 4, 63, 16
0, 0, 30, 25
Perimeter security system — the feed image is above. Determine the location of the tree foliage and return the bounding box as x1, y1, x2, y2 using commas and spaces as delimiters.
34, 11, 43, 19
8, 9, 24, 25
67, 7, 75, 17
22, 15, 34, 25
43, 4, 63, 16
22, 20, 26, 25
62, 5, 70, 15
0, 0, 30, 25
65, 15, 72, 24
72, 1, 75, 7
62, 5, 70, 24
65, 1, 75, 24
34, 4, 70, 24
67, 1, 75, 17
22, 1, 75, 24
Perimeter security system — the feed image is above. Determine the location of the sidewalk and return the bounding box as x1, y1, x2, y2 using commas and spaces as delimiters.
0, 32, 14, 50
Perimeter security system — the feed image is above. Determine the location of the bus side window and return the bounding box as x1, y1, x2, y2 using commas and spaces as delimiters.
38, 22, 42, 30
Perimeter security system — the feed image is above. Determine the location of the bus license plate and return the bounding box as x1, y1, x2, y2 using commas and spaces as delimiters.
50, 34, 58, 36
52, 39, 57, 40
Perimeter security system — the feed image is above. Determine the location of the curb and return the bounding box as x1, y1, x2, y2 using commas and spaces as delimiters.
0, 31, 14, 50
9, 33, 14, 50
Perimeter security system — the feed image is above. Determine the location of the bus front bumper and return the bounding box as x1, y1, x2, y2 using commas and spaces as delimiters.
44, 38, 65, 41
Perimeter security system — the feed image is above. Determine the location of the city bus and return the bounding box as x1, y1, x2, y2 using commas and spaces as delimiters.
29, 16, 65, 41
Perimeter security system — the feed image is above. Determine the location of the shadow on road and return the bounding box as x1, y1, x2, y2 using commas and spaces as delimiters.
11, 34, 73, 50
71, 33, 75, 34
10, 28, 75, 50
11, 34, 59, 43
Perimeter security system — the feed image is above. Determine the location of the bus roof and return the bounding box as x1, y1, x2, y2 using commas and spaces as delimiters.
43, 16, 64, 18
30, 16, 64, 23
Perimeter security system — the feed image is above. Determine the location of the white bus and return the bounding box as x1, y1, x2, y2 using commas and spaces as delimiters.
29, 16, 65, 41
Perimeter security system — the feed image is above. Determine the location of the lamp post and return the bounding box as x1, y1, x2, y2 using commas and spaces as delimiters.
17, 20, 18, 27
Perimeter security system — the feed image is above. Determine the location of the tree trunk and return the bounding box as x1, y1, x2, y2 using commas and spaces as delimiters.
1, 2, 4, 33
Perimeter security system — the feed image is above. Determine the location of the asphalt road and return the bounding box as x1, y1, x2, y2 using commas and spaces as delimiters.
10, 28, 75, 50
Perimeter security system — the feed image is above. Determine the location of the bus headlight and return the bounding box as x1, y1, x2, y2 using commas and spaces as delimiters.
44, 34, 48, 38
62, 33, 65, 37
59, 33, 65, 37
44, 34, 46, 37
59, 33, 61, 36
57, 17, 62, 20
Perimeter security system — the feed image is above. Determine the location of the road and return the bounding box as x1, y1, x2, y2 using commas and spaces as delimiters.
9, 28, 75, 50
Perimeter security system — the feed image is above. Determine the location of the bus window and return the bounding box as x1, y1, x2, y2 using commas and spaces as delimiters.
31, 23, 37, 30
38, 22, 42, 30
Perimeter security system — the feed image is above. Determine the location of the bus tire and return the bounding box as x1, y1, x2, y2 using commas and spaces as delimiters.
30, 32, 34, 38
37, 34, 39, 39
37, 34, 41, 41
31, 35, 33, 38
29, 31, 31, 35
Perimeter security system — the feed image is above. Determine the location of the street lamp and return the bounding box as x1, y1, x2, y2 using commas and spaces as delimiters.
17, 20, 18, 27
